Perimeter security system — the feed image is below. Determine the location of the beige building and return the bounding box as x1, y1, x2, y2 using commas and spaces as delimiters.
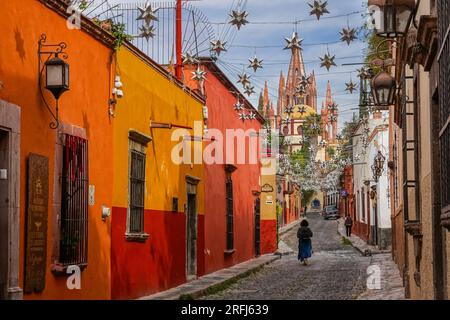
382, 0, 450, 299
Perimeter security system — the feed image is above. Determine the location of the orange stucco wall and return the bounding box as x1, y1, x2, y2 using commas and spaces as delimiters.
0, 0, 113, 299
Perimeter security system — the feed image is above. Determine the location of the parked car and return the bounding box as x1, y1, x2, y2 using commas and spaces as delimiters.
323, 206, 339, 220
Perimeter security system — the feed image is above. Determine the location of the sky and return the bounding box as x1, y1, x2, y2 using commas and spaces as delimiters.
105, 0, 369, 131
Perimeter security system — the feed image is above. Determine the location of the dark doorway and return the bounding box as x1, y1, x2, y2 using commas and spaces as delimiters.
0, 130, 9, 299
254, 197, 261, 257
186, 193, 197, 280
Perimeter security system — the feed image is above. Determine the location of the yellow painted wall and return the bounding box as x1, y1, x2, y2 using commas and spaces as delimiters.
112, 47, 204, 214
261, 158, 277, 221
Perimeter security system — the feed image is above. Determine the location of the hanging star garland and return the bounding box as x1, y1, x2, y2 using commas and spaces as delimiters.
229, 10, 249, 30
345, 80, 358, 94
319, 140, 328, 148
285, 105, 295, 114
298, 105, 307, 114
327, 102, 339, 112
320, 51, 337, 71
284, 32, 303, 51
182, 52, 199, 65
191, 66, 207, 81
210, 39, 227, 56
244, 84, 255, 97
328, 115, 338, 122
248, 56, 263, 72
296, 84, 307, 97
357, 67, 370, 79
238, 113, 247, 121
237, 72, 251, 87
138, 24, 156, 41
298, 75, 312, 88
233, 100, 244, 111
137, 1, 159, 25
340, 27, 358, 45
308, 1, 330, 20
249, 111, 256, 120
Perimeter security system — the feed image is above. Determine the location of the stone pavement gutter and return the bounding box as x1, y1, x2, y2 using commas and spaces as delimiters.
337, 218, 390, 256
138, 254, 280, 300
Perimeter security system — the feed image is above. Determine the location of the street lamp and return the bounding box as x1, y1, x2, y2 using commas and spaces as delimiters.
38, 34, 70, 129
371, 151, 386, 183
369, 0, 416, 38
371, 69, 397, 107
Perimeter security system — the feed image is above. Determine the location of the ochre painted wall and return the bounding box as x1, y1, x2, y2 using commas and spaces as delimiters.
260, 162, 278, 254
0, 0, 113, 299
111, 47, 204, 299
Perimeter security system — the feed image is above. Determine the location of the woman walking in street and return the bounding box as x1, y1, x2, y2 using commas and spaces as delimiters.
297, 219, 313, 265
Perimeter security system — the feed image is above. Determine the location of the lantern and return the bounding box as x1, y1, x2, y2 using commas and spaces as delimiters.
45, 54, 70, 99
368, 0, 415, 38
371, 70, 397, 107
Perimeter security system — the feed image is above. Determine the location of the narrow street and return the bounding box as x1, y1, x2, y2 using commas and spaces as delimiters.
202, 213, 372, 300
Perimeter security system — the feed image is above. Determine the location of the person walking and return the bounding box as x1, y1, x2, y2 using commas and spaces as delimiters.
345, 215, 353, 237
297, 219, 313, 265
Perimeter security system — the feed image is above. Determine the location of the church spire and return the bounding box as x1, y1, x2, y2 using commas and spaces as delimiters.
286, 47, 306, 106
277, 71, 285, 116
263, 81, 269, 116
325, 81, 333, 107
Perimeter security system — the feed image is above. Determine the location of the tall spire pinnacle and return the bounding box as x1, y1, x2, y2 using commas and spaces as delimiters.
263, 81, 270, 116
277, 71, 286, 115
286, 47, 306, 106
326, 81, 333, 106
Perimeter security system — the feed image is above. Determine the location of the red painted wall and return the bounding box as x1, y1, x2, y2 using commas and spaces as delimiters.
111, 207, 192, 299
261, 220, 277, 254
185, 63, 265, 275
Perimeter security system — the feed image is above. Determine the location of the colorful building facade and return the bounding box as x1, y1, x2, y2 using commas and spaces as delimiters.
111, 46, 205, 299
0, 0, 115, 299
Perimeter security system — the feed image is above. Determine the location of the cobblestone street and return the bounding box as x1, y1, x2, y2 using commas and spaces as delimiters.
202, 213, 397, 300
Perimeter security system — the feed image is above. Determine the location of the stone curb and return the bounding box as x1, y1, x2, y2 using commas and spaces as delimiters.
138, 254, 280, 300
279, 219, 300, 236
337, 219, 390, 256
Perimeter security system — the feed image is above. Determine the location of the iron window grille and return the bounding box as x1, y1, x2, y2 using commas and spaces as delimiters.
59, 134, 89, 266
129, 149, 146, 235
226, 177, 234, 251
438, 0, 450, 214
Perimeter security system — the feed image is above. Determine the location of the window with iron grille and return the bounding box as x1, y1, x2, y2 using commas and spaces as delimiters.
59, 134, 89, 266
438, 0, 450, 213
128, 145, 146, 235
226, 177, 234, 251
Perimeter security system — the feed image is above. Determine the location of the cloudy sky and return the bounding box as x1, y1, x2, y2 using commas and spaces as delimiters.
105, 0, 369, 131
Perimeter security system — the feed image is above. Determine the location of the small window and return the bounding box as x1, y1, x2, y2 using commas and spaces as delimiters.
127, 140, 147, 238
60, 134, 89, 266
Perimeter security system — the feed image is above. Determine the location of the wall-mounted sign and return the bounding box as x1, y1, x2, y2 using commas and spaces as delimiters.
261, 183, 274, 193
266, 195, 274, 205
24, 154, 49, 294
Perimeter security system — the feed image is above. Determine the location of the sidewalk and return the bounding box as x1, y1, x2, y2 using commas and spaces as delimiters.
139, 254, 279, 300
337, 218, 390, 256
337, 219, 405, 300
276, 219, 301, 256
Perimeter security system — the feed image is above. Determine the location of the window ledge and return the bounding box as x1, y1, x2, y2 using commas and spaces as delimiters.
126, 233, 149, 243
51, 263, 87, 276
224, 249, 236, 255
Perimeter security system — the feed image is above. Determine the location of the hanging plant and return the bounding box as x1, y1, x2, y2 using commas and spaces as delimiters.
110, 22, 133, 50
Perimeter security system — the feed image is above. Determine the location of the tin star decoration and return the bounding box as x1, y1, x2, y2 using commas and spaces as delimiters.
137, 1, 159, 25
357, 67, 370, 79
284, 32, 303, 51
244, 84, 255, 97
340, 27, 358, 45
319, 140, 328, 148
210, 39, 227, 56
298, 75, 311, 88
248, 56, 263, 72
320, 51, 337, 71
182, 52, 199, 65
308, 1, 330, 20
328, 115, 338, 122
296, 84, 307, 97
285, 105, 295, 114
238, 113, 247, 121
191, 66, 207, 81
138, 24, 156, 41
327, 102, 339, 112
237, 72, 252, 87
345, 80, 358, 94
234, 100, 244, 111
249, 111, 256, 120
229, 10, 249, 30
298, 105, 307, 114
